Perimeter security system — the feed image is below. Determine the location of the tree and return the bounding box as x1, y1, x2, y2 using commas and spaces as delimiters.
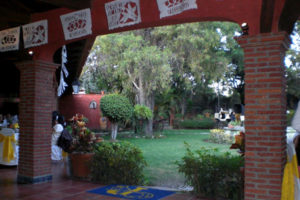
151, 22, 243, 114
83, 21, 245, 132
286, 21, 300, 108
85, 31, 172, 137
100, 94, 133, 140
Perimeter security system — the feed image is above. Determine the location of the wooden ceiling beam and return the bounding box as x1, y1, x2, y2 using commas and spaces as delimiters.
10, 0, 32, 12
38, 0, 91, 10
0, 8, 30, 29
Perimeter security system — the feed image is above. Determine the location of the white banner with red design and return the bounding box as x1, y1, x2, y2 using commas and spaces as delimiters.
57, 45, 69, 97
0, 27, 20, 52
22, 20, 48, 48
105, 0, 141, 30
60, 8, 92, 40
156, 0, 198, 18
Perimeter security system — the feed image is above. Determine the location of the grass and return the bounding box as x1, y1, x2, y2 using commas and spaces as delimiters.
101, 129, 237, 188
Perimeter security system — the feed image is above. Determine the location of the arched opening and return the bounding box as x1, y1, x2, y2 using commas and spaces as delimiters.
76, 21, 244, 190
0, 1, 299, 199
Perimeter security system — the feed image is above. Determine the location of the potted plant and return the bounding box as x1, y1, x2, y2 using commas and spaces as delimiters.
67, 114, 100, 179
230, 131, 245, 156
230, 131, 245, 184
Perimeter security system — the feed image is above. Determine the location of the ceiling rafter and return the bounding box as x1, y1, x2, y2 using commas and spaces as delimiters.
0, 7, 30, 29
10, 0, 32, 13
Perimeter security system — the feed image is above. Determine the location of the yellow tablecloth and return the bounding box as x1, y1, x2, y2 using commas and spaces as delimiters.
281, 138, 300, 200
0, 134, 16, 163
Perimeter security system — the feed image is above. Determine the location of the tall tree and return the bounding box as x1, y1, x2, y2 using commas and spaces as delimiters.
151, 22, 242, 114
82, 21, 244, 131
84, 32, 172, 136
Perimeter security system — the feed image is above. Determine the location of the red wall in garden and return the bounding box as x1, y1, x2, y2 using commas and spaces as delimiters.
58, 94, 104, 130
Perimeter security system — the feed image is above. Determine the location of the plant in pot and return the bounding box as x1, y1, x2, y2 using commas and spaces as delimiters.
67, 113, 100, 179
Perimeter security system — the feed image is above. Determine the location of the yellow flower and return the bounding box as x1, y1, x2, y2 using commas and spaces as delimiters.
13, 123, 19, 129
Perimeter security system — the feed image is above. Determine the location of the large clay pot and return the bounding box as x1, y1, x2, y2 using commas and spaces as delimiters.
70, 152, 94, 179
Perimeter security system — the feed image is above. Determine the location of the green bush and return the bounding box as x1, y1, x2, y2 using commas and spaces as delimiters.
175, 113, 184, 119
100, 94, 133, 123
196, 114, 205, 119
209, 129, 235, 144
91, 141, 147, 185
178, 118, 215, 129
133, 104, 153, 134
134, 104, 153, 120
177, 146, 244, 199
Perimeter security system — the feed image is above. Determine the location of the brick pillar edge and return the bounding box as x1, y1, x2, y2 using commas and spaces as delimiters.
236, 32, 290, 200
16, 60, 58, 184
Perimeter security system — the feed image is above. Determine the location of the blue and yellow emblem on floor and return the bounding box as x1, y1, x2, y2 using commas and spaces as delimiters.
88, 184, 175, 200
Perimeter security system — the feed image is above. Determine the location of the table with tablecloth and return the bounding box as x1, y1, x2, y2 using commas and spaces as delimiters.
0, 128, 19, 166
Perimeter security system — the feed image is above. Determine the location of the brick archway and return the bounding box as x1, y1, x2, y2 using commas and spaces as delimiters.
12, 1, 299, 199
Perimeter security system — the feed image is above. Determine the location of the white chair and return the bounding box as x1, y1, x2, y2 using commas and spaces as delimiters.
0, 128, 18, 165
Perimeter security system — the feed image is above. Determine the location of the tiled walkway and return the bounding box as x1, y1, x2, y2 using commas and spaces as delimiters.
0, 162, 206, 200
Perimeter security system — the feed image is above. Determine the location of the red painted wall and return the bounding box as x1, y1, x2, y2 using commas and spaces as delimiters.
58, 94, 105, 130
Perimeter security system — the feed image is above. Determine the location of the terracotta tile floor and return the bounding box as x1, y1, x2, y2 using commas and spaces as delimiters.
0, 162, 207, 200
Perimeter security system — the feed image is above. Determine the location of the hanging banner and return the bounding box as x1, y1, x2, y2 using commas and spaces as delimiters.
22, 20, 48, 48
0, 27, 20, 52
156, 0, 198, 19
60, 8, 92, 40
105, 0, 141, 30
58, 45, 69, 97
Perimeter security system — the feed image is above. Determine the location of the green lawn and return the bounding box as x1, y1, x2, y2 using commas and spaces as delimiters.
103, 129, 237, 188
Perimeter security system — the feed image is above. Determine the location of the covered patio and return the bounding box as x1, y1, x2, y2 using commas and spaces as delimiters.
0, 163, 198, 200
0, 0, 299, 199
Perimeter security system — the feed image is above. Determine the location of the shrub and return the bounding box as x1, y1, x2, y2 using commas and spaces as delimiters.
134, 104, 153, 120
196, 114, 205, 119
178, 118, 215, 129
177, 146, 244, 199
91, 141, 147, 185
133, 104, 153, 134
209, 129, 235, 144
100, 94, 133, 123
100, 94, 133, 140
175, 113, 184, 119
202, 109, 213, 115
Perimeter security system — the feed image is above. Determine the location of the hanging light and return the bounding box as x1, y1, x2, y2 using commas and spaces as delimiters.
28, 50, 34, 55
241, 22, 249, 35
72, 79, 80, 94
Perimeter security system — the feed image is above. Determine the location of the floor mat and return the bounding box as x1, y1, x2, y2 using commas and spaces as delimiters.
87, 184, 175, 200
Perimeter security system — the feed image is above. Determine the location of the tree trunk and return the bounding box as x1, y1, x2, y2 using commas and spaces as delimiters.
145, 94, 154, 137
111, 123, 118, 140
180, 97, 186, 117
136, 78, 154, 137
169, 107, 175, 128
138, 72, 145, 105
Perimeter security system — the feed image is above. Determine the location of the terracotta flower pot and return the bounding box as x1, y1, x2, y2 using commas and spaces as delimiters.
70, 152, 94, 179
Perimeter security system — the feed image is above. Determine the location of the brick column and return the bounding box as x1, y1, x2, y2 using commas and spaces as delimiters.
16, 60, 58, 184
236, 32, 290, 200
